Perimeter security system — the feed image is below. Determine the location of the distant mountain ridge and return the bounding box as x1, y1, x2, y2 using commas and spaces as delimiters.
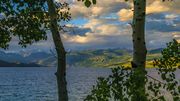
0, 51, 52, 63
0, 60, 41, 67
0, 48, 162, 67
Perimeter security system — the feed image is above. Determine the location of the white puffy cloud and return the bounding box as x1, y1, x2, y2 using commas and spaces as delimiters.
70, 0, 129, 18
63, 32, 98, 44
83, 19, 106, 30
146, 1, 170, 14
165, 14, 178, 19
117, 9, 133, 21
57, 0, 180, 21
117, 0, 180, 21
59, 18, 133, 50
4, 0, 179, 52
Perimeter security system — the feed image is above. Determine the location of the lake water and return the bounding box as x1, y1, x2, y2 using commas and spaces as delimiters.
0, 67, 179, 101
0, 67, 111, 101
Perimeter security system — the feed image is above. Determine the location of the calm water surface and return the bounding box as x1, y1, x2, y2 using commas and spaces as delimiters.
0, 67, 179, 101
0, 67, 111, 101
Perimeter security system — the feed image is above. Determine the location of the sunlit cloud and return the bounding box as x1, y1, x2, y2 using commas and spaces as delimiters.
2, 0, 179, 52
117, 0, 180, 21
165, 14, 178, 19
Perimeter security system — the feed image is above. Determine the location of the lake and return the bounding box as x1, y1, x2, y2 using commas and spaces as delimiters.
0, 67, 179, 101
0, 67, 111, 101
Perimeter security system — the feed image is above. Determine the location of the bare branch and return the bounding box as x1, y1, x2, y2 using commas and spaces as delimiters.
50, 48, 57, 58
146, 74, 166, 85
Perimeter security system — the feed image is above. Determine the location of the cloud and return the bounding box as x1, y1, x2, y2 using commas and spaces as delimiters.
64, 25, 92, 36
61, 13, 178, 50
117, 0, 180, 21
2, 0, 179, 52
63, 32, 98, 44
146, 1, 169, 14
146, 31, 175, 49
83, 19, 106, 30
61, 19, 133, 49
146, 19, 180, 32
70, 0, 129, 18
145, 13, 180, 32
165, 14, 178, 19
117, 9, 133, 21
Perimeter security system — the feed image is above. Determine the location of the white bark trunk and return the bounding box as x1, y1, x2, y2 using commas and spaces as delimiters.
131, 0, 147, 99
132, 0, 147, 69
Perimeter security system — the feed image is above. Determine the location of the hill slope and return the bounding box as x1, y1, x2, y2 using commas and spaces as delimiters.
0, 48, 162, 68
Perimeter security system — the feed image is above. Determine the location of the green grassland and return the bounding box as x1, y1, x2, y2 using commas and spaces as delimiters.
66, 48, 162, 68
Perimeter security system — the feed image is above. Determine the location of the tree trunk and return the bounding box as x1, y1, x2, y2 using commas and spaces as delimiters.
131, 0, 147, 100
47, 0, 68, 101
131, 0, 147, 69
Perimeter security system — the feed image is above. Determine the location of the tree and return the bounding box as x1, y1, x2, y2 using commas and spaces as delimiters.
80, 0, 147, 99
0, 0, 70, 101
79, 0, 177, 100
80, 0, 146, 67
85, 40, 180, 101
80, 0, 173, 67
153, 39, 180, 101
131, 0, 147, 69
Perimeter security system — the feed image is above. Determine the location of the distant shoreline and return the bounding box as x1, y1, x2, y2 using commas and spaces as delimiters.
0, 60, 42, 67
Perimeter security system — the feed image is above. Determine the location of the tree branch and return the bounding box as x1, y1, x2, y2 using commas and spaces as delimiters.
146, 74, 166, 85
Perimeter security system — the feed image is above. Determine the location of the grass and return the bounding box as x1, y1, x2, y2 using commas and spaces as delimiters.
67, 49, 163, 68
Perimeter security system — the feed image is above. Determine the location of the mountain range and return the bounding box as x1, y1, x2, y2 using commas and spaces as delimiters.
0, 48, 163, 67
0, 60, 40, 67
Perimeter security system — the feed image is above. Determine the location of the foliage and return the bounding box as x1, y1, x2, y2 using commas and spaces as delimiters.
85, 40, 180, 101
0, 0, 70, 49
153, 39, 180, 101
85, 66, 148, 101
78, 0, 96, 7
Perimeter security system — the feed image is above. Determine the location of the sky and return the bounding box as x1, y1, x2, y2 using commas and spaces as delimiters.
2, 0, 180, 52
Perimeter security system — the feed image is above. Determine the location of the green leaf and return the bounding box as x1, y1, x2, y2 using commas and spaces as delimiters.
92, 0, 96, 4
84, 0, 91, 7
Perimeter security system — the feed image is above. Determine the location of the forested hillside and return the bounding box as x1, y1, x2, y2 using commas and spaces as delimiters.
0, 48, 162, 68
